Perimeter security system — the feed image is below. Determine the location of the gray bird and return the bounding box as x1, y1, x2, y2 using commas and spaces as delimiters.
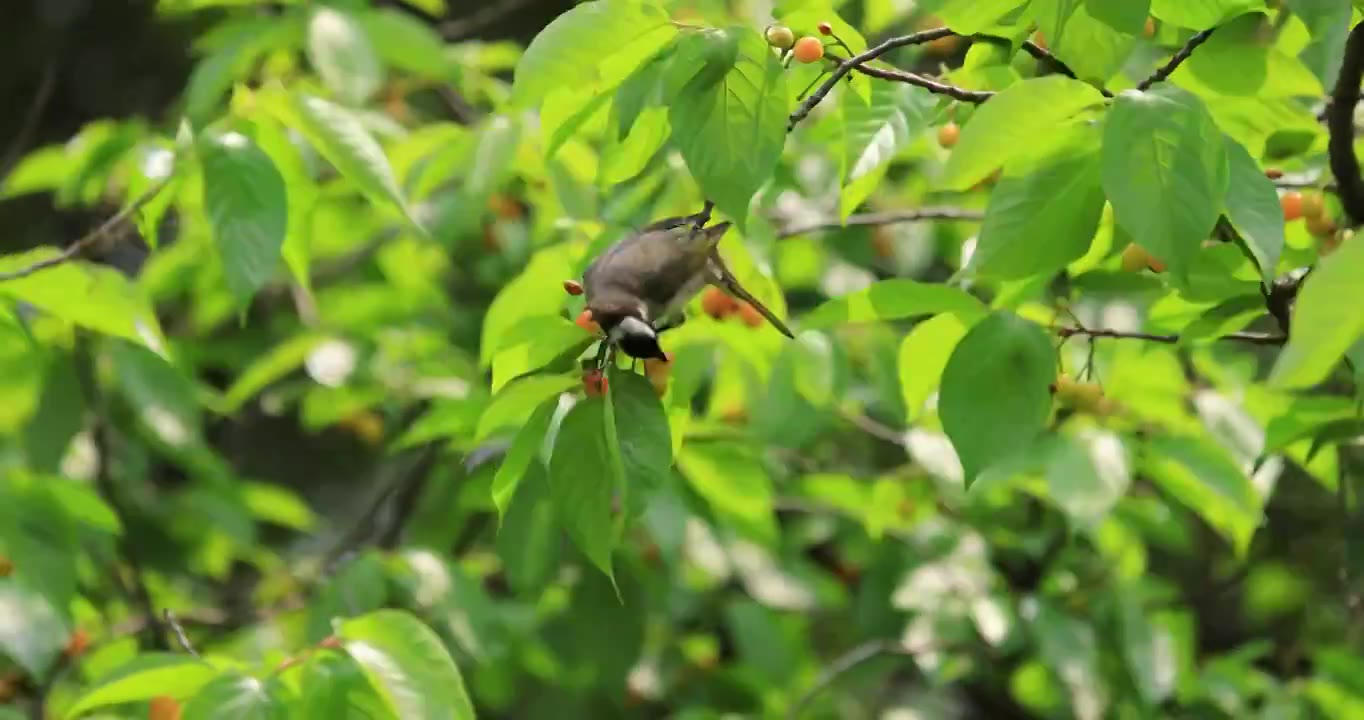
582, 214, 795, 363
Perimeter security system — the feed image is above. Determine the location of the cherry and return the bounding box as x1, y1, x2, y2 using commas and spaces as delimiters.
937, 122, 960, 148
792, 36, 825, 63
765, 24, 795, 49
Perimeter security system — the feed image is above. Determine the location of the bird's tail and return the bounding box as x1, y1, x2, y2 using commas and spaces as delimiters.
709, 251, 795, 339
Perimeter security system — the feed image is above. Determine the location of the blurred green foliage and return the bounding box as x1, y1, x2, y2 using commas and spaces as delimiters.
2, 0, 1364, 718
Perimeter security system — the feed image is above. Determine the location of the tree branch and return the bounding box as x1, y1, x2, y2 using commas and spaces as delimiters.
777, 207, 985, 238
0, 176, 172, 283
846, 62, 995, 104
1056, 326, 1286, 346
789, 28, 968, 130
1328, 21, 1364, 227
1136, 28, 1217, 91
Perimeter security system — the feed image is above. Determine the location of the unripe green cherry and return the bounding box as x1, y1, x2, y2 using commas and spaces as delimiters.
765, 24, 795, 49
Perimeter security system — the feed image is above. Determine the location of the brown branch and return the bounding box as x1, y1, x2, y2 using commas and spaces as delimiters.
0, 61, 58, 186
1328, 21, 1364, 227
847, 61, 995, 103
1017, 40, 1113, 97
1136, 28, 1217, 91
0, 176, 172, 282
1056, 326, 1286, 346
790, 28, 966, 130
778, 207, 984, 238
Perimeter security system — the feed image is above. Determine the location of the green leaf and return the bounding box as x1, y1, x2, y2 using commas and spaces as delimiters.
677, 442, 778, 545
668, 27, 787, 226
1292, 0, 1352, 88
1143, 435, 1263, 555
477, 373, 580, 442
1221, 136, 1283, 282
339, 609, 476, 720
182, 673, 291, 720
298, 653, 392, 720
491, 400, 557, 524
480, 246, 574, 366
44, 478, 121, 535
1101, 86, 1228, 282
356, 8, 453, 80
940, 311, 1056, 484
941, 76, 1105, 191
608, 369, 672, 518
1150, 0, 1265, 28
496, 465, 562, 594
1040, 2, 1140, 85
247, 116, 316, 292
1269, 236, 1364, 388
65, 654, 217, 718
1179, 294, 1266, 344
938, 0, 1031, 33
0, 253, 166, 350
840, 83, 934, 218
1085, 0, 1152, 33
967, 127, 1106, 280
490, 317, 596, 393
199, 130, 288, 307
802, 279, 986, 328
0, 579, 66, 679
512, 0, 676, 107
220, 333, 331, 412
899, 312, 972, 422
1044, 429, 1131, 527
548, 398, 620, 580
265, 91, 414, 227
1173, 13, 1323, 98
306, 6, 383, 105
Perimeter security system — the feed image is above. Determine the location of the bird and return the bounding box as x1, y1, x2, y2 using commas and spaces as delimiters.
581, 213, 794, 363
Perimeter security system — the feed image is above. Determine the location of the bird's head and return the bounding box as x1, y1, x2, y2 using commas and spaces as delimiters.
596, 311, 668, 361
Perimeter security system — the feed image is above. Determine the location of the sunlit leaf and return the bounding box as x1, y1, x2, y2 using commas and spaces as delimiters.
339, 610, 475, 720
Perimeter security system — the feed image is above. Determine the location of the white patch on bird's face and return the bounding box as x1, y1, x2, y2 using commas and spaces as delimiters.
610, 315, 656, 343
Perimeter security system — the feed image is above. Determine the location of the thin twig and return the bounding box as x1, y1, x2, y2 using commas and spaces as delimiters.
163, 609, 201, 658
778, 207, 985, 238
0, 176, 172, 282
439, 0, 535, 40
1136, 28, 1217, 91
1056, 326, 1286, 346
1328, 21, 1364, 226
837, 408, 905, 446
790, 28, 963, 130
0, 61, 58, 186
786, 639, 920, 719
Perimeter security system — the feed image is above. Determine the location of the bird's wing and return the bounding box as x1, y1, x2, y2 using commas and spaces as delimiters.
586, 223, 729, 320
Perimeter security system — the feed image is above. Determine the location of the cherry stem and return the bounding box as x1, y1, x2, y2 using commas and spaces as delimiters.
798, 69, 830, 100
